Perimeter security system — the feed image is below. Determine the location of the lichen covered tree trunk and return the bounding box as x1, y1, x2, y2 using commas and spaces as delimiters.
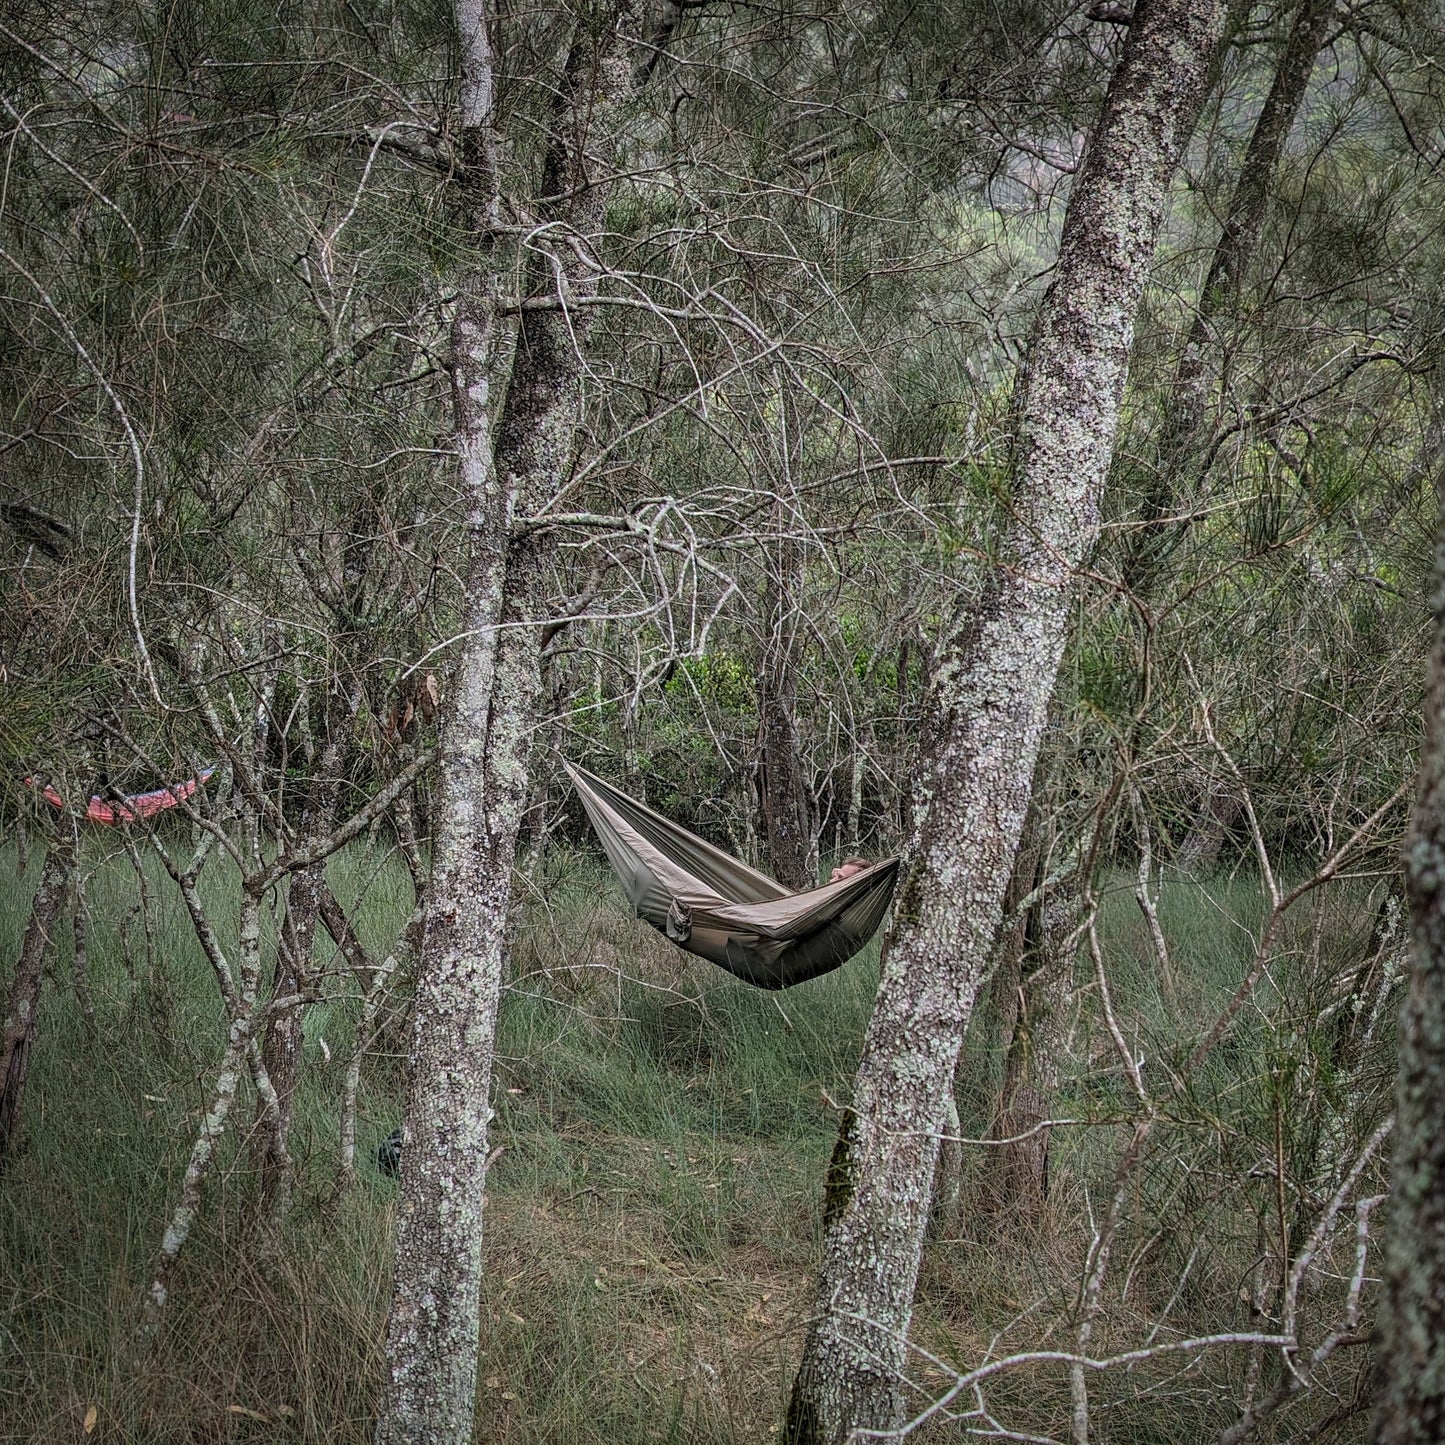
784, 3, 1226, 1438
374, 6, 522, 1433
1373, 487, 1445, 1441
375, 8, 636, 1443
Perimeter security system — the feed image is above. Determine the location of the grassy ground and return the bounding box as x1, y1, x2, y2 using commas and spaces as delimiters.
0, 838, 1386, 1442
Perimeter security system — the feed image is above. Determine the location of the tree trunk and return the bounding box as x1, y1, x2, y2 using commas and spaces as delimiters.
978, 736, 1087, 1219
1176, 770, 1241, 875
1123, 5, 1333, 887
142, 857, 266, 1342
374, 7, 524, 1429
784, 3, 1226, 1438
0, 834, 74, 1180
935, 796, 1045, 1229
1373, 491, 1445, 1441
375, 10, 636, 1444
256, 700, 357, 1218
1126, 0, 1336, 592
990, 878, 1078, 1219
758, 524, 815, 889
256, 868, 319, 1200
845, 747, 865, 854
337, 890, 425, 1197
69, 857, 95, 1042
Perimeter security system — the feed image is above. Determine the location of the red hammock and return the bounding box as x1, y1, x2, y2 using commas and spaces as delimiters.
32, 766, 216, 825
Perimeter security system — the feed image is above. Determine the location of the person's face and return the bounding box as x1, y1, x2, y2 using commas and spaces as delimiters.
829, 862, 865, 885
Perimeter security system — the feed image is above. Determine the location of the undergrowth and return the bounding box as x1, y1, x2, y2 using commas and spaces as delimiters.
0, 839, 1387, 1442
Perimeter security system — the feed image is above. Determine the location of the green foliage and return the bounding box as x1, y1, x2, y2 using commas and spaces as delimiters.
663, 654, 754, 715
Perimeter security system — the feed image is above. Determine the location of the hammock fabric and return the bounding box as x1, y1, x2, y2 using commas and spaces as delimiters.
34, 766, 216, 825
566, 763, 899, 990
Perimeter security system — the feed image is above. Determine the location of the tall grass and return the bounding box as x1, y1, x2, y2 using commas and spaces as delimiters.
0, 838, 1389, 1442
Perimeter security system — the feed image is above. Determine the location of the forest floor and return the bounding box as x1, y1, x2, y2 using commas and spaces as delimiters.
0, 839, 1378, 1443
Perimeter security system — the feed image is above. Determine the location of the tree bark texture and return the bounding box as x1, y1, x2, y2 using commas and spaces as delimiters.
0, 835, 73, 1181
935, 795, 1045, 1229
1373, 494, 1445, 1441
375, 9, 636, 1444
1126, 0, 1335, 593
374, 7, 523, 1432
784, 3, 1227, 1439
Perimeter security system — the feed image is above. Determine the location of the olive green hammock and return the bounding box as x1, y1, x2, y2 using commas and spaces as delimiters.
565, 763, 900, 990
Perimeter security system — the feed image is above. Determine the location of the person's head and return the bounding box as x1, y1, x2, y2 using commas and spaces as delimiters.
829, 855, 872, 885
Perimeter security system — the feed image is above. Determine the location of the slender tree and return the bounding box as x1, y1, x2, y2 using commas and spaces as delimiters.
785, 1, 1228, 1438
375, 5, 638, 1440
0, 825, 73, 1179
1154, 0, 1338, 511
1132, 0, 1341, 872
255, 681, 359, 1214
758, 513, 816, 889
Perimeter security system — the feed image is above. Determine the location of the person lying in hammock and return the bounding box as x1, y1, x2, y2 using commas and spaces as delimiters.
567, 762, 900, 990
829, 856, 872, 885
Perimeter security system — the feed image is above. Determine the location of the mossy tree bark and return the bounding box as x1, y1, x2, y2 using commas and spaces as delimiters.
374, 8, 637, 1444
1373, 482, 1445, 1441
784, 2, 1227, 1439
